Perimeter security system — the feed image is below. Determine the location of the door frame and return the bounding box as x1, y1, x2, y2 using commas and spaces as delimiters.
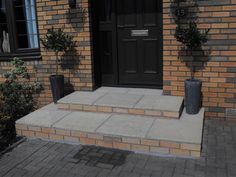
91, 0, 163, 89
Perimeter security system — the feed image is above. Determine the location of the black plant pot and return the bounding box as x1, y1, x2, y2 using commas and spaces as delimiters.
49, 75, 64, 103
185, 79, 202, 114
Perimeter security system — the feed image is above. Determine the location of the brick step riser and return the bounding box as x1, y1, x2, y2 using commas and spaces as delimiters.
57, 103, 184, 119
16, 123, 201, 158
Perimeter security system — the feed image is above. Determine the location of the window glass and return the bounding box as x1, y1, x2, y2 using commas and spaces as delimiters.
0, 0, 9, 53
13, 0, 38, 49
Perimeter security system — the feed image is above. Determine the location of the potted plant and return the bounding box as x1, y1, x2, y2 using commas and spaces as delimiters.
173, 1, 210, 114
41, 27, 75, 103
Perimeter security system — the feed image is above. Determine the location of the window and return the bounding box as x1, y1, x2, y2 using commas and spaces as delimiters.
0, 0, 39, 59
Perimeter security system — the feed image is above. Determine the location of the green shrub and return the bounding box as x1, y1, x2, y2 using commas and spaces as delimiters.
0, 58, 42, 120
40, 27, 76, 75
0, 113, 15, 151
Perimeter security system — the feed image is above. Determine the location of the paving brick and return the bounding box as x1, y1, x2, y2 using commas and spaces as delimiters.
96, 140, 113, 148
87, 133, 103, 140
64, 136, 79, 143
163, 111, 179, 118
122, 137, 140, 144
150, 147, 170, 154
15, 124, 28, 131
160, 141, 180, 149
70, 104, 83, 110
170, 149, 190, 156
128, 109, 145, 115
181, 143, 201, 151
113, 142, 131, 150
71, 131, 87, 138
56, 129, 71, 136
22, 130, 35, 137
49, 134, 64, 141
190, 151, 201, 157
28, 126, 42, 132
97, 106, 113, 113
16, 129, 22, 136
145, 110, 162, 116
57, 104, 69, 109
83, 105, 97, 112
131, 144, 149, 152
80, 138, 96, 145
42, 128, 56, 134
35, 132, 49, 139
103, 135, 122, 142
141, 139, 160, 147
112, 108, 129, 114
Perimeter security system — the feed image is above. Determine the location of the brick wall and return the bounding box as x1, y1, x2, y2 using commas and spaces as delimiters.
0, 0, 235, 119
163, 0, 236, 119
0, 0, 93, 107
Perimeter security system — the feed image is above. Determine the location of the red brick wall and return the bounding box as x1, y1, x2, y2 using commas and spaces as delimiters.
163, 0, 236, 119
0, 0, 93, 107
0, 0, 235, 119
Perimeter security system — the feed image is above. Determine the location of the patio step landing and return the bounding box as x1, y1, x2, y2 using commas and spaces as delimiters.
57, 87, 184, 119
15, 103, 204, 158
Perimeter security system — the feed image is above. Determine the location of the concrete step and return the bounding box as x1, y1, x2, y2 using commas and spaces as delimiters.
57, 87, 184, 119
15, 103, 204, 158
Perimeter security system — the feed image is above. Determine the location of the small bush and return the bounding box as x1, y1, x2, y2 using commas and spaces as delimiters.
0, 113, 15, 151
0, 58, 42, 120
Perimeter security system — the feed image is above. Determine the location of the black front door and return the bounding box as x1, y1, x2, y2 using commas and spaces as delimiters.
92, 0, 163, 87
117, 0, 162, 86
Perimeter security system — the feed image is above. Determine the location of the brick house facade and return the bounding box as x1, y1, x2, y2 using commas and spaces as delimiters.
0, 0, 236, 119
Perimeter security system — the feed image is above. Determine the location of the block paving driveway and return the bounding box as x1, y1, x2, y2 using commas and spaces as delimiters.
0, 120, 236, 177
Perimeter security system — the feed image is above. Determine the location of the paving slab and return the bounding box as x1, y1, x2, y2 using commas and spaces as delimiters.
127, 88, 163, 96
147, 108, 205, 144
58, 91, 106, 105
96, 87, 130, 93
96, 114, 155, 138
53, 112, 111, 132
57, 87, 183, 119
94, 93, 143, 108
135, 95, 183, 111
41, 103, 58, 111
16, 109, 71, 127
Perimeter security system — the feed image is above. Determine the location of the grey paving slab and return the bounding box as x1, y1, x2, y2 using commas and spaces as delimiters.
96, 114, 155, 138
16, 109, 71, 127
127, 88, 163, 96
147, 108, 205, 144
58, 91, 106, 105
57, 87, 183, 113
41, 103, 58, 111
94, 93, 143, 108
53, 112, 111, 132
96, 87, 130, 93
134, 95, 183, 111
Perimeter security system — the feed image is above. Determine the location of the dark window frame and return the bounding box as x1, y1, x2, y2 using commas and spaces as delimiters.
0, 0, 40, 61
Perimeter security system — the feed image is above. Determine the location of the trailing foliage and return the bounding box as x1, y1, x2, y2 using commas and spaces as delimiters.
175, 22, 209, 50
41, 27, 75, 53
40, 27, 76, 75
0, 58, 42, 120
171, 0, 210, 79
